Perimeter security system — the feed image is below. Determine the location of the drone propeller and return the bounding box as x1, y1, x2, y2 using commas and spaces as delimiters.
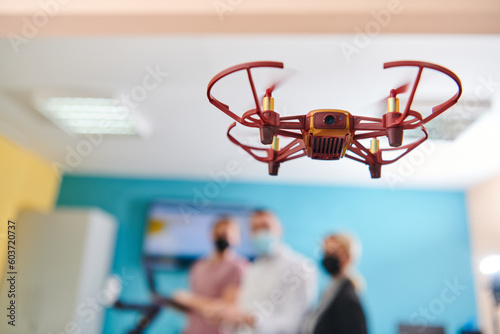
265, 86, 276, 98
260, 68, 297, 99
390, 81, 410, 97
354, 80, 412, 147
356, 79, 411, 119
264, 80, 281, 96
258, 71, 296, 145
376, 80, 411, 110
238, 68, 295, 129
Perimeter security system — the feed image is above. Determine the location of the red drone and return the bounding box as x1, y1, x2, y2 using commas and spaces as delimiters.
207, 61, 462, 178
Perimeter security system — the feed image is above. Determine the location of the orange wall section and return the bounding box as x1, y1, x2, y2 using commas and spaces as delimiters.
0, 135, 61, 289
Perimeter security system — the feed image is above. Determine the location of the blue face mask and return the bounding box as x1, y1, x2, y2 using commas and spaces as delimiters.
252, 231, 278, 256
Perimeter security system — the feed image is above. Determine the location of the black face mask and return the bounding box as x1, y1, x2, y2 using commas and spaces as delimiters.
322, 255, 341, 276
214, 237, 230, 253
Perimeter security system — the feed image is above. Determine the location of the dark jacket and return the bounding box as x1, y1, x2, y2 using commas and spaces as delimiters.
312, 278, 367, 334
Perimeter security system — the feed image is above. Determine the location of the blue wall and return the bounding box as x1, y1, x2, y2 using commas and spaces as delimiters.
57, 175, 477, 334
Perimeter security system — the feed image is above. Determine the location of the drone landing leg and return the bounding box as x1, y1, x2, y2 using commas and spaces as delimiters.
369, 163, 382, 179
268, 161, 280, 175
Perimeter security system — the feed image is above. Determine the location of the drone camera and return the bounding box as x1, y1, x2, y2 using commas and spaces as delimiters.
324, 115, 336, 125
312, 111, 347, 130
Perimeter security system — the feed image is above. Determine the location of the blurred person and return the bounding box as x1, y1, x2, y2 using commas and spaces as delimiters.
176, 210, 318, 334
302, 233, 367, 334
235, 209, 318, 333
208, 209, 318, 333
175, 217, 248, 334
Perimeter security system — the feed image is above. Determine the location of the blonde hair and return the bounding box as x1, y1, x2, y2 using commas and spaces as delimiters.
325, 232, 366, 292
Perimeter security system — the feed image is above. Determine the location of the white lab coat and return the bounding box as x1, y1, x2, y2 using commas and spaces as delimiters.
237, 245, 318, 334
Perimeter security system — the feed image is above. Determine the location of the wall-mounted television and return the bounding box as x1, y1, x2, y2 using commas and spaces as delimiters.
143, 200, 257, 265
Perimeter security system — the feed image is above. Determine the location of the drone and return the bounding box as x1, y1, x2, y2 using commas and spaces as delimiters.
207, 61, 462, 178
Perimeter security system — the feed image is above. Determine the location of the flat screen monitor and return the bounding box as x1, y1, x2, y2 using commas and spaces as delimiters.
143, 200, 257, 263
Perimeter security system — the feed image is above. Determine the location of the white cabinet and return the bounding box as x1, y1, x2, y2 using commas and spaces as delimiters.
0, 208, 117, 334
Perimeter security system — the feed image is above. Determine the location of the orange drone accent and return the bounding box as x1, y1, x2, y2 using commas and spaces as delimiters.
207, 61, 462, 178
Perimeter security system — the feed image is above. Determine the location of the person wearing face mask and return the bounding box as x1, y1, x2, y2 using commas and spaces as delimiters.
213, 209, 318, 334
175, 210, 318, 334
175, 217, 248, 334
302, 233, 367, 334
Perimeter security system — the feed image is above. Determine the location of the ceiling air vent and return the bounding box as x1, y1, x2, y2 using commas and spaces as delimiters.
403, 98, 491, 141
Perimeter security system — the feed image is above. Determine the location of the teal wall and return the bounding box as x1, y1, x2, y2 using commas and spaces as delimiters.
57, 175, 477, 334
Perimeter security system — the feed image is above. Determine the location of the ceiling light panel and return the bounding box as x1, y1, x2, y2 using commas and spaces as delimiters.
34, 97, 144, 135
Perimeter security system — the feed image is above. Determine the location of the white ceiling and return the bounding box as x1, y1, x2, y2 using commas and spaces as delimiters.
0, 34, 499, 190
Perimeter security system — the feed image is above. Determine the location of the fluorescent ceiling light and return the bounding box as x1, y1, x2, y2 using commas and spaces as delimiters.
34, 96, 149, 135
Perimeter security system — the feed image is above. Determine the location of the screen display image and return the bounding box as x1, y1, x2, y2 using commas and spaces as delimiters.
143, 201, 257, 260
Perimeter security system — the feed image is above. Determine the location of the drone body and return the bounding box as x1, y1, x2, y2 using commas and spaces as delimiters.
303, 109, 352, 160
207, 61, 462, 178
